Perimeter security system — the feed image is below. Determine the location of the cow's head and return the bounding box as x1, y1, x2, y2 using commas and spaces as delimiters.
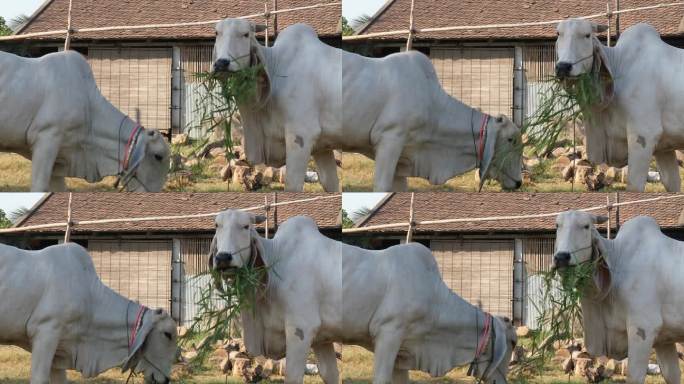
480, 115, 523, 191
208, 209, 267, 272
477, 316, 517, 384
553, 210, 608, 268
122, 129, 170, 192
122, 308, 177, 384
213, 19, 272, 105
555, 19, 609, 79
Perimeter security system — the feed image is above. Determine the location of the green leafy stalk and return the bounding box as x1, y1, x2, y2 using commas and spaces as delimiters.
512, 259, 598, 377
522, 74, 602, 157
179, 264, 268, 368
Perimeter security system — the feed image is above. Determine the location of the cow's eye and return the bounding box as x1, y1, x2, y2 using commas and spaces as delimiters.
154, 154, 163, 162
585, 34, 591, 38
243, 33, 249, 38
508, 138, 513, 143
243, 225, 249, 230
584, 224, 590, 229
163, 331, 173, 340
215, 31, 219, 36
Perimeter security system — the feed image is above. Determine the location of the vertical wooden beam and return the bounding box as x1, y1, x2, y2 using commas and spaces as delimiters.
606, 2, 612, 47
615, 0, 621, 40
406, 0, 416, 51
64, 193, 73, 243
64, 0, 74, 50
272, 192, 278, 233
606, 194, 612, 239
272, 0, 278, 40
264, 2, 270, 47
405, 193, 416, 243
264, 194, 270, 239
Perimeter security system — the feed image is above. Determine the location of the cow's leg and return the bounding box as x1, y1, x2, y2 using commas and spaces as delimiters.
313, 150, 340, 192
312, 343, 339, 384
626, 324, 658, 384
30, 136, 61, 192
49, 175, 67, 192
625, 121, 660, 192
49, 367, 67, 384
373, 137, 404, 192
392, 175, 408, 192
284, 319, 319, 384
391, 368, 409, 384
284, 129, 317, 192
655, 343, 681, 384
29, 328, 60, 384
655, 150, 682, 192
372, 328, 404, 384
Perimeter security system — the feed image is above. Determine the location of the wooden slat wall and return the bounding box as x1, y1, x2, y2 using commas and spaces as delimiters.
179, 237, 226, 327
88, 48, 172, 133
181, 45, 214, 83
523, 44, 556, 82
179, 45, 215, 136
431, 240, 514, 318
88, 240, 172, 311
431, 48, 514, 117
522, 237, 556, 328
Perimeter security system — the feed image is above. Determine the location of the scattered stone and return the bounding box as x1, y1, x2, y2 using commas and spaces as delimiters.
305, 363, 319, 376
221, 165, 232, 181
305, 171, 319, 184
561, 357, 574, 373
515, 326, 530, 337
172, 133, 189, 146
209, 147, 227, 159
220, 357, 232, 373
647, 363, 661, 375
262, 167, 275, 185
574, 357, 594, 377
571, 350, 591, 360
604, 359, 619, 377
524, 157, 540, 170
232, 357, 251, 377
551, 147, 568, 158
177, 326, 188, 338
647, 171, 661, 183
185, 158, 200, 168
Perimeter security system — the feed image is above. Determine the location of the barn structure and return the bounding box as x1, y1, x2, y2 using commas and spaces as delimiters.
2, 0, 341, 137
348, 192, 684, 326
2, 192, 342, 326
345, 0, 684, 127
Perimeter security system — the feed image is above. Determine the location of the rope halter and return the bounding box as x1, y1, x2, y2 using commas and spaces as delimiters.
468, 311, 494, 380
115, 124, 145, 190
477, 114, 490, 167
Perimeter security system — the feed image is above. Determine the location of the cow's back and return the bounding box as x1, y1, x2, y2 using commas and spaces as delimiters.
0, 243, 96, 344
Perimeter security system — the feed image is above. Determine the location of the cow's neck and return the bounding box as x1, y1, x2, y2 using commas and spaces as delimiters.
72, 282, 141, 377
433, 92, 484, 174
85, 96, 138, 182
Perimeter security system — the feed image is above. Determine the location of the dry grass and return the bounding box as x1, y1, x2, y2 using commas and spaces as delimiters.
339, 153, 684, 193
2, 345, 677, 384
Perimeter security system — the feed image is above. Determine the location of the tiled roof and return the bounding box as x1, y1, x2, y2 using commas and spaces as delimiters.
18, 0, 341, 40
357, 193, 684, 234
359, 0, 684, 41
17, 193, 341, 233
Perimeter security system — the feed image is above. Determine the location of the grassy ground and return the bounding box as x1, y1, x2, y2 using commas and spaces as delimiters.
339, 153, 684, 193
1, 345, 677, 384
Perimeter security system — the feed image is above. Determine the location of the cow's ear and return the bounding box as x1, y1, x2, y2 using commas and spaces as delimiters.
252, 215, 267, 224
592, 215, 609, 224
122, 308, 159, 372
592, 23, 609, 33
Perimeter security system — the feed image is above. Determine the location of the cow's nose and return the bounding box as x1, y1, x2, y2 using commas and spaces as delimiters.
555, 62, 572, 78
553, 251, 571, 267
215, 252, 233, 266
213, 59, 231, 72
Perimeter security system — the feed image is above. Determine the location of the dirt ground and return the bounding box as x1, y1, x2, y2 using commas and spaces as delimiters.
0, 345, 677, 384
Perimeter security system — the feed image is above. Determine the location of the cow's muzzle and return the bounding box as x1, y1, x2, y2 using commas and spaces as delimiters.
555, 62, 573, 78
214, 252, 234, 270
213, 58, 231, 73
553, 251, 571, 268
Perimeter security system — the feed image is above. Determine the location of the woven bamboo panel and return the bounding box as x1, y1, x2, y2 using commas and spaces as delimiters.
88, 48, 172, 133
431, 239, 514, 318
181, 45, 214, 83
430, 48, 514, 118
179, 237, 225, 327
88, 240, 172, 311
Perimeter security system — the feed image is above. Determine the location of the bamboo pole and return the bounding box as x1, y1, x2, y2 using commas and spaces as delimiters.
405, 0, 416, 51
405, 193, 416, 243
264, 194, 270, 238
64, 0, 74, 50
264, 2, 270, 47
606, 2, 612, 47
343, 1, 684, 41
606, 194, 612, 239
0, 2, 341, 41
64, 193, 73, 243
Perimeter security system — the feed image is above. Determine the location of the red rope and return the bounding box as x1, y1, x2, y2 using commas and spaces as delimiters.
477, 115, 489, 164
129, 306, 147, 349
122, 124, 143, 170
475, 312, 492, 358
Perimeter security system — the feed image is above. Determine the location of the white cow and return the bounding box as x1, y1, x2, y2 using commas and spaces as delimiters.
343, 50, 524, 192
553, 210, 684, 384
213, 19, 522, 192
209, 210, 517, 384
0, 243, 178, 383
0, 50, 170, 192
213, 19, 342, 192
555, 19, 684, 192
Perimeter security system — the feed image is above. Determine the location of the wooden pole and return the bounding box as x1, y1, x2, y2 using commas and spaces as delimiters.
64, 0, 74, 50
606, 2, 612, 47
406, 0, 416, 51
264, 194, 270, 238
264, 2, 270, 47
406, 193, 416, 243
615, 0, 621, 40
64, 193, 73, 243
606, 194, 612, 239
272, 0, 278, 39
272, 192, 278, 233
